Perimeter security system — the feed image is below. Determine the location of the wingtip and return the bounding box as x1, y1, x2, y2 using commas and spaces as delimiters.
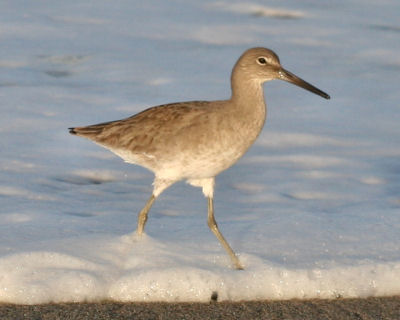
69, 127, 77, 135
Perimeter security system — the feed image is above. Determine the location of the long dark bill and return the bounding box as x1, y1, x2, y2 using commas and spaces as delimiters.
279, 68, 330, 100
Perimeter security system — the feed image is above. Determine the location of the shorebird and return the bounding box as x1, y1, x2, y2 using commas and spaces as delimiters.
69, 47, 330, 270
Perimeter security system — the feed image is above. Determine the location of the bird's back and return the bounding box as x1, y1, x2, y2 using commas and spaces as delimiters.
70, 101, 212, 148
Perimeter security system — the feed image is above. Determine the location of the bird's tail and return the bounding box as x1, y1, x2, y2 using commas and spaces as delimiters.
68, 123, 108, 138
69, 127, 78, 135
69, 118, 118, 136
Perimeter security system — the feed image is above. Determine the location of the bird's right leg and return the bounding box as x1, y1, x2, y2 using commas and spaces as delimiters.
136, 178, 174, 236
136, 194, 156, 236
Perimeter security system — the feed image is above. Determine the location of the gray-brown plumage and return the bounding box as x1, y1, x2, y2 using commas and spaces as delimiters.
69, 47, 330, 269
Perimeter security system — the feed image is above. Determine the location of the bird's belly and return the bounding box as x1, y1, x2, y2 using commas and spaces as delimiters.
155, 143, 247, 181
109, 121, 261, 182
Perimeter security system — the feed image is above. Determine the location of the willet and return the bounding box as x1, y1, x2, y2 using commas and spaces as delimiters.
69, 47, 330, 270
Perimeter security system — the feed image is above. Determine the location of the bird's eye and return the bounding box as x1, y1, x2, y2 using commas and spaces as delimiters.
257, 57, 267, 65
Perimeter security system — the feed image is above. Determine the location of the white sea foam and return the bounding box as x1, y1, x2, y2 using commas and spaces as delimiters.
0, 235, 399, 304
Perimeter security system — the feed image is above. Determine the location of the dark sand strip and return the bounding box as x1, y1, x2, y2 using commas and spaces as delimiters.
1, 296, 400, 320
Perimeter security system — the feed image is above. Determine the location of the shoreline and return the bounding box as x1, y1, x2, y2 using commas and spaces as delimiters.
1, 296, 399, 319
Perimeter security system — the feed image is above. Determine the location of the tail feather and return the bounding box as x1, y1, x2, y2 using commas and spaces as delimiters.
69, 119, 119, 136
68, 123, 109, 137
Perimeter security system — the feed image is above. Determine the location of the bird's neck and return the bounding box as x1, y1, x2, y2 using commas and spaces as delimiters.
230, 75, 266, 118
231, 78, 263, 102
227, 76, 267, 143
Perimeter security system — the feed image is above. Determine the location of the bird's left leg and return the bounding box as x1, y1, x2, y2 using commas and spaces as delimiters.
189, 177, 244, 270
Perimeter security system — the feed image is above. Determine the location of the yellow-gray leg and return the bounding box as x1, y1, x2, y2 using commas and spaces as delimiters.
136, 178, 175, 236
207, 197, 243, 270
136, 194, 156, 236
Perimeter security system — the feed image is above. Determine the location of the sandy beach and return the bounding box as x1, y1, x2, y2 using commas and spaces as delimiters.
1, 296, 399, 320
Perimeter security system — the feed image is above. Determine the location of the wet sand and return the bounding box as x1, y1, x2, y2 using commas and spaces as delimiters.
1, 296, 399, 320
